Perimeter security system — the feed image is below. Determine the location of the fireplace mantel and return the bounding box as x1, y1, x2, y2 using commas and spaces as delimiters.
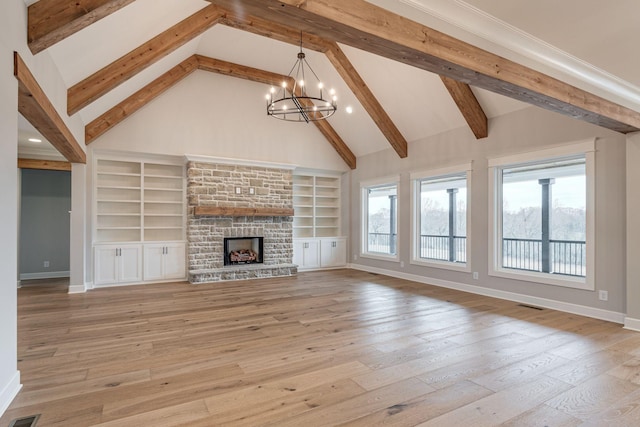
193, 206, 294, 217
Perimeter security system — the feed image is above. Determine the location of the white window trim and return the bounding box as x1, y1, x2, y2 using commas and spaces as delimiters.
488, 139, 596, 290
410, 163, 472, 272
360, 175, 400, 262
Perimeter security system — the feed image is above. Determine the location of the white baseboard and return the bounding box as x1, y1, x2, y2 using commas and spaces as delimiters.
19, 271, 70, 280
68, 283, 88, 294
624, 317, 640, 332
349, 263, 626, 324
0, 371, 21, 418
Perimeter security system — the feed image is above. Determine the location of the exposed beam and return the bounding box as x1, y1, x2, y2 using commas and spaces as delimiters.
197, 55, 356, 169
219, 11, 328, 53
85, 56, 199, 144
14, 52, 86, 164
28, 0, 136, 54
325, 42, 407, 157
206, 0, 640, 134
440, 76, 488, 139
85, 55, 356, 168
67, 4, 224, 115
18, 158, 72, 171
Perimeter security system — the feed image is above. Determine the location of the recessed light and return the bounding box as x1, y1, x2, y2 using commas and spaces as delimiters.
28, 138, 42, 143
346, 106, 353, 114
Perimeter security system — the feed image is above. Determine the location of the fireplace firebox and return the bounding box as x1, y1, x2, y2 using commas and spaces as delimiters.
224, 237, 264, 266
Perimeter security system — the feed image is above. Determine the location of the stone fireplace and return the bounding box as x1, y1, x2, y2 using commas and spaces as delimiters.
224, 236, 263, 266
186, 159, 297, 283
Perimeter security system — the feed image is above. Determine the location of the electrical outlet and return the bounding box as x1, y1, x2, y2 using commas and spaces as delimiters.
353, 254, 358, 260
235, 187, 242, 194
472, 272, 479, 280
43, 261, 50, 268
249, 187, 255, 195
599, 290, 609, 301
400, 261, 405, 268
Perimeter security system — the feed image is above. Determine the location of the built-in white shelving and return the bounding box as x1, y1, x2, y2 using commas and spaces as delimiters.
94, 156, 186, 286
293, 173, 341, 238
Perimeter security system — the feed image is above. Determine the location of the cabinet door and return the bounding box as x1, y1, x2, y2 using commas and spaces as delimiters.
320, 238, 347, 267
163, 243, 186, 280
143, 244, 165, 281
94, 246, 119, 285
293, 240, 305, 267
303, 240, 321, 269
119, 245, 143, 283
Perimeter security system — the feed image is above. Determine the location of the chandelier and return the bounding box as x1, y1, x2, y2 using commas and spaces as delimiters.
266, 34, 337, 123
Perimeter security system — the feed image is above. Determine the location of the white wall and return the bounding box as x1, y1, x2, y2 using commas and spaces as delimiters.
89, 71, 351, 172
350, 106, 627, 320
0, 0, 87, 415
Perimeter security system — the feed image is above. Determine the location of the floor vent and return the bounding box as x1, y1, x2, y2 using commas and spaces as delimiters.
518, 303, 544, 311
8, 415, 40, 427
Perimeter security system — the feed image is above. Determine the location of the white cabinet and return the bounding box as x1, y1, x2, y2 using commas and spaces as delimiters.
94, 244, 142, 286
293, 239, 320, 269
320, 238, 347, 267
144, 243, 186, 281
294, 237, 347, 270
93, 156, 186, 287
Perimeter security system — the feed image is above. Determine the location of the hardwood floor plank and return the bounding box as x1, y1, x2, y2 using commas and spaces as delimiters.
342, 380, 493, 426
2, 270, 639, 426
545, 374, 639, 420
417, 376, 572, 426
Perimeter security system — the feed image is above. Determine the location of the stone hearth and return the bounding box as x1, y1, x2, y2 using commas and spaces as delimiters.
186, 160, 297, 283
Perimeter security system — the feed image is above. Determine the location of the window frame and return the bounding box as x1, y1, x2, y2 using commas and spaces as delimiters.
410, 163, 472, 272
488, 139, 596, 290
360, 175, 400, 262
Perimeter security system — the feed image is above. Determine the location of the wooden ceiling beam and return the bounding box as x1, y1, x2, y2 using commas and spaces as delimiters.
219, 12, 403, 158
85, 55, 356, 168
219, 11, 328, 53
324, 42, 407, 157
67, 4, 224, 115
205, 0, 640, 134
197, 55, 356, 169
18, 158, 72, 171
85, 56, 199, 144
440, 76, 488, 139
28, 0, 136, 54
14, 52, 86, 164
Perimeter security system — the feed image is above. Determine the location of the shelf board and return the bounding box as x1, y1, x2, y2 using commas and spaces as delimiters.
97, 226, 141, 230
144, 174, 182, 179
97, 213, 141, 217
143, 214, 183, 217
97, 199, 141, 203
144, 226, 183, 230
144, 201, 183, 205
97, 172, 140, 177
144, 188, 183, 192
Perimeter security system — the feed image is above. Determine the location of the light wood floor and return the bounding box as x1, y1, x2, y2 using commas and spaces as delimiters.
3, 270, 640, 426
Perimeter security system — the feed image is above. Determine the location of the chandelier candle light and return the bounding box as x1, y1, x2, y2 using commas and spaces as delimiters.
266, 34, 337, 123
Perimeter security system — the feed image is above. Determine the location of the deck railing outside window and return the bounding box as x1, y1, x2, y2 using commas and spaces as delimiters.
419, 234, 467, 263
503, 237, 585, 277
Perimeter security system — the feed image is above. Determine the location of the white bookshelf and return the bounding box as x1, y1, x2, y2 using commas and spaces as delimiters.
95, 159, 142, 243
293, 173, 341, 238
94, 156, 186, 286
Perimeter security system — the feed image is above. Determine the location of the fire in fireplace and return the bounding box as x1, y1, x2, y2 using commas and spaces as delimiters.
224, 237, 264, 266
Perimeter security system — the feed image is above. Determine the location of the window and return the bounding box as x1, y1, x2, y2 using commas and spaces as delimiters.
489, 140, 595, 289
411, 164, 471, 271
361, 177, 399, 260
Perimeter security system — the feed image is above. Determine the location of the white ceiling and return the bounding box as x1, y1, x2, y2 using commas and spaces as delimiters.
19, 0, 640, 161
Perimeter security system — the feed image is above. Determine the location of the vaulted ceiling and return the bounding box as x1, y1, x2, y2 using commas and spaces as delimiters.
19, 0, 640, 169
